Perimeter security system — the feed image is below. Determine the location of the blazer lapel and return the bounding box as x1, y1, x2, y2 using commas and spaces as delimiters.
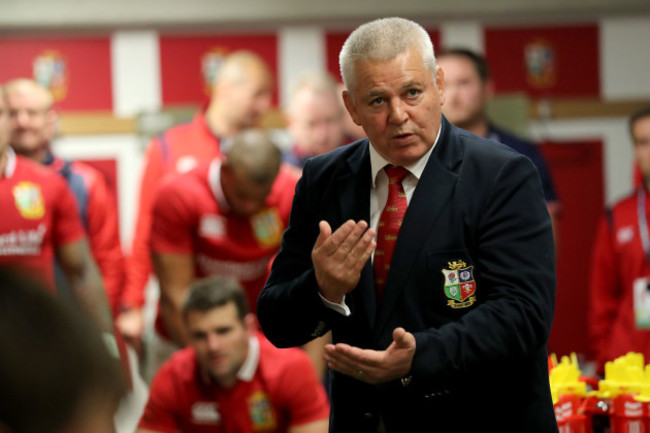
335, 142, 377, 328
374, 118, 463, 336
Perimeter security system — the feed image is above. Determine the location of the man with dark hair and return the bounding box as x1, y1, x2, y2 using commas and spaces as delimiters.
137, 276, 329, 433
589, 105, 650, 373
258, 17, 556, 432
437, 48, 560, 222
147, 128, 297, 375
0, 267, 125, 433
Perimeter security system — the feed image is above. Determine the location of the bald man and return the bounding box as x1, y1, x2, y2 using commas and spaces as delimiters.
283, 72, 345, 172
5, 79, 125, 317
122, 51, 274, 349
146, 129, 297, 373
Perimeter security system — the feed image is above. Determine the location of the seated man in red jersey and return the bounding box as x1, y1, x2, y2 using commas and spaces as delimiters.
0, 84, 113, 336
5, 78, 125, 318
148, 129, 298, 375
137, 276, 329, 433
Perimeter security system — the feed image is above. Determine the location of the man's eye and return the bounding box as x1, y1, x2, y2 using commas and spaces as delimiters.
370, 97, 383, 106
407, 89, 421, 97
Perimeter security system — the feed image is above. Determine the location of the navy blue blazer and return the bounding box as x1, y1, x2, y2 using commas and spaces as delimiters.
258, 116, 558, 433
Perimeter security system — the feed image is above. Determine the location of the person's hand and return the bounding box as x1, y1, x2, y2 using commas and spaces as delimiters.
115, 307, 144, 356
311, 220, 376, 303
324, 327, 416, 384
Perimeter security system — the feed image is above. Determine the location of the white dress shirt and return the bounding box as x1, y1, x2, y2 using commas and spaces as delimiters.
320, 126, 442, 316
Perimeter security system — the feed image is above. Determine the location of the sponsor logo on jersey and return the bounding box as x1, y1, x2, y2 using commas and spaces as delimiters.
191, 402, 221, 424
199, 214, 226, 239
0, 223, 47, 256
176, 156, 198, 174
617, 225, 635, 245
33, 50, 68, 102
442, 260, 477, 309
248, 390, 277, 431
251, 208, 284, 248
13, 182, 45, 219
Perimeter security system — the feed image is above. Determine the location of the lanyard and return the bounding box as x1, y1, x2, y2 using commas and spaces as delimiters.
637, 188, 650, 267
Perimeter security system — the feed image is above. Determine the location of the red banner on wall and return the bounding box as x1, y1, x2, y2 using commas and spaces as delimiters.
325, 30, 441, 83
0, 37, 113, 111
159, 34, 279, 107
485, 24, 600, 98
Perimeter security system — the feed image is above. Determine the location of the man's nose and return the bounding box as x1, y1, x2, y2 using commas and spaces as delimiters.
207, 334, 221, 351
388, 100, 408, 124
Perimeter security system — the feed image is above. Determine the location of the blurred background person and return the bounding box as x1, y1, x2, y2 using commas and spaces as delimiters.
137, 276, 329, 433
122, 50, 274, 352
589, 106, 650, 374
0, 268, 126, 433
5, 78, 125, 318
0, 83, 146, 433
337, 82, 366, 143
147, 129, 297, 377
437, 48, 560, 228
0, 84, 113, 334
283, 71, 345, 173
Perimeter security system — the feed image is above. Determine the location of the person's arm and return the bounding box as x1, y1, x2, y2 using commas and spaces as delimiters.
302, 331, 331, 382
52, 175, 114, 333
588, 214, 621, 367
277, 348, 330, 433
137, 361, 181, 433
152, 251, 195, 347
150, 178, 197, 347
289, 419, 329, 433
57, 238, 114, 333
121, 137, 166, 321
82, 165, 126, 317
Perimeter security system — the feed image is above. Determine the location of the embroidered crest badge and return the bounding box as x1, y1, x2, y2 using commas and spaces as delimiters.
442, 260, 477, 309
251, 208, 284, 248
248, 390, 277, 431
13, 182, 45, 219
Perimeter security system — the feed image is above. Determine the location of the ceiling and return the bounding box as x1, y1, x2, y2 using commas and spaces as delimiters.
2, 0, 650, 32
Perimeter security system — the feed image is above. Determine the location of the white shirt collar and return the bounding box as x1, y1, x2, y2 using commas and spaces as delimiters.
208, 159, 230, 211
2, 147, 17, 179
369, 124, 441, 187
236, 335, 260, 382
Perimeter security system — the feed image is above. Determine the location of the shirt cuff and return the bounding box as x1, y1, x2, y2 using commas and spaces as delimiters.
318, 292, 351, 316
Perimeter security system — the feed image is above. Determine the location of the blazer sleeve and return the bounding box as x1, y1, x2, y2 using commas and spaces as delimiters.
257, 160, 346, 348
409, 154, 556, 386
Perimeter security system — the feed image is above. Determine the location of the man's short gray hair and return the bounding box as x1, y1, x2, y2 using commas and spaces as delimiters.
339, 17, 437, 92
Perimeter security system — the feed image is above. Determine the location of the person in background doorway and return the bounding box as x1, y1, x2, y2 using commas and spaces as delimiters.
437, 48, 560, 229
589, 106, 650, 374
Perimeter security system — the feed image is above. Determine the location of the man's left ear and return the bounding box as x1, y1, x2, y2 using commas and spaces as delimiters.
244, 313, 258, 334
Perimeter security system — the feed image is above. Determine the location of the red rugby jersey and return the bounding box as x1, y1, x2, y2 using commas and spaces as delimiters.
0, 149, 85, 290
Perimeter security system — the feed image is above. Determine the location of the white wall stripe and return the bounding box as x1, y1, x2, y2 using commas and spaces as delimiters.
111, 30, 162, 117
278, 26, 325, 109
